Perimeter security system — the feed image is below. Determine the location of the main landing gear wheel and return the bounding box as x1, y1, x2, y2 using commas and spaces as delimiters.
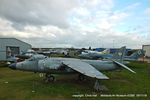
45, 74, 55, 83
78, 74, 85, 81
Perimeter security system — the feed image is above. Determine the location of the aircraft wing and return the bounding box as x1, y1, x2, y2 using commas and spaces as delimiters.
62, 60, 109, 79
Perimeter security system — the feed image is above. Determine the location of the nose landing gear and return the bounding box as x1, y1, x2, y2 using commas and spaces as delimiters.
45, 74, 55, 83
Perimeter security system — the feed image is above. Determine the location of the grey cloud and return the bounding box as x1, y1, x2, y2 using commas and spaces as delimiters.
0, 0, 149, 49
18, 27, 141, 48
0, 24, 145, 49
0, 0, 80, 30
11, 23, 24, 31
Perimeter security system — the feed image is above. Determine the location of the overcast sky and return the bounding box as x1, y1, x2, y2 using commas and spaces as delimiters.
0, 0, 150, 49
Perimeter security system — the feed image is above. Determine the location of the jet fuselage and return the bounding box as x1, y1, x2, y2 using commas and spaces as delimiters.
10, 58, 121, 74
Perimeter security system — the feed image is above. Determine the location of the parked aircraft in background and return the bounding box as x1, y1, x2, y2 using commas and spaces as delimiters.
59, 49, 70, 56
49, 49, 57, 54
81, 48, 110, 55
6, 57, 21, 64
40, 49, 57, 55
39, 49, 70, 56
6, 47, 21, 63
16, 49, 37, 59
17, 49, 48, 60
78, 49, 111, 59
79, 49, 145, 61
124, 50, 145, 61
9, 46, 135, 90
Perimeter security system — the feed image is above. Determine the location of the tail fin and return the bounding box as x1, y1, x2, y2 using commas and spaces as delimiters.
104, 48, 110, 54
130, 50, 145, 59
112, 46, 126, 62
112, 46, 136, 73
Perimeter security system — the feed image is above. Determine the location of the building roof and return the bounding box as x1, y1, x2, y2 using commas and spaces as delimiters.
0, 38, 32, 47
142, 45, 150, 46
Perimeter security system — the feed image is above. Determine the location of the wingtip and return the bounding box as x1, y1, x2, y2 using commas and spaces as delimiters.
101, 77, 109, 79
104, 76, 109, 79
132, 71, 136, 74
129, 69, 136, 74
105, 77, 109, 79
96, 76, 109, 79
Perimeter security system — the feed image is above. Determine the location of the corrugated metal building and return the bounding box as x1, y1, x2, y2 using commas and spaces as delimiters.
0, 38, 31, 60
142, 45, 150, 57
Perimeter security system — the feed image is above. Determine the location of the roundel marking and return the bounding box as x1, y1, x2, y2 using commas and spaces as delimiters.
138, 50, 141, 55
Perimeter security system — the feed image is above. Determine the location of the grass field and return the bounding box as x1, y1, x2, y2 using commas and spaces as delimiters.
0, 61, 150, 100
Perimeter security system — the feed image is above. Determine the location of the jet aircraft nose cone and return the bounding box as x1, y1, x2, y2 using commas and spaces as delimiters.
9, 63, 16, 70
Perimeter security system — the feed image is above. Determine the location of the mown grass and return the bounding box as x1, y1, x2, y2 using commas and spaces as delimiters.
0, 61, 150, 100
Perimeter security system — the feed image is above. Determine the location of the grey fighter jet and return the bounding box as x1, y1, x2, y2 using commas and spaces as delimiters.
9, 46, 135, 90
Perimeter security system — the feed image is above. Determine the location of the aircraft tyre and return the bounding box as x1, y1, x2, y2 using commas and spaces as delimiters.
46, 74, 55, 82
78, 74, 85, 81
48, 75, 55, 82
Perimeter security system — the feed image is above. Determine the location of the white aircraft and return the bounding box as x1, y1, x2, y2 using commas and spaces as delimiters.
81, 48, 110, 55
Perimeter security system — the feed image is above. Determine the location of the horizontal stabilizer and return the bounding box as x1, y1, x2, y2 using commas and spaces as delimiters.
113, 60, 136, 73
